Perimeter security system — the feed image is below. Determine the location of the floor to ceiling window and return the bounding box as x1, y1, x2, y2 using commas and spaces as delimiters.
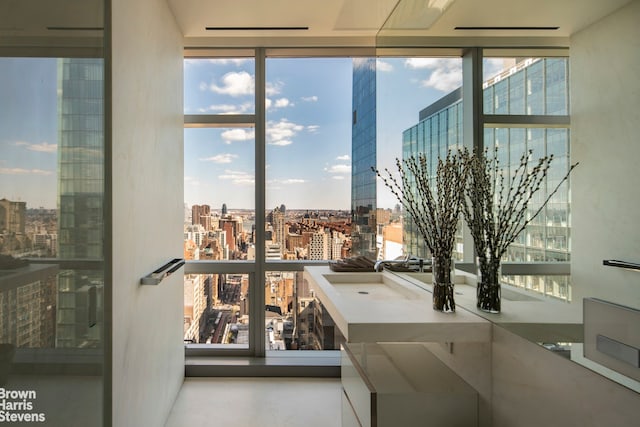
183, 47, 572, 357
0, 2, 107, 421
482, 53, 571, 300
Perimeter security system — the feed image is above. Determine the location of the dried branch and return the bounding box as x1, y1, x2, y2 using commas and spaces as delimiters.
461, 146, 578, 262
373, 150, 467, 260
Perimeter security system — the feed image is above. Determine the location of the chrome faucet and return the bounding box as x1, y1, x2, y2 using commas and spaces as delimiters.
374, 255, 427, 272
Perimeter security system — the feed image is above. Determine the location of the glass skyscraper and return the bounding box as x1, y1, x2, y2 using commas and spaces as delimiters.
351, 58, 377, 259
403, 58, 571, 299
402, 88, 464, 261
56, 58, 105, 347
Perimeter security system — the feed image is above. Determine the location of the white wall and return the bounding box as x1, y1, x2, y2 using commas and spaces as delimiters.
111, 0, 184, 425
492, 326, 638, 427
488, 5, 640, 425
571, 0, 640, 308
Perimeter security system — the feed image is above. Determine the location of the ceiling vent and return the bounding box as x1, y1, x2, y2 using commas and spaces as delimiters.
205, 26, 309, 31
455, 26, 559, 30
47, 27, 104, 31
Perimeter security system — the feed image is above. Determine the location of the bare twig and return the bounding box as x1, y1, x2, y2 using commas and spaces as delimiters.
461, 146, 578, 263
372, 151, 467, 261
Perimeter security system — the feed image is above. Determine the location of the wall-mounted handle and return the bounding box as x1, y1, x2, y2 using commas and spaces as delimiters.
141, 258, 185, 285
603, 259, 640, 272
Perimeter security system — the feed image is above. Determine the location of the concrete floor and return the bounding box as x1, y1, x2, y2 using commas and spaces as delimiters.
164, 377, 342, 427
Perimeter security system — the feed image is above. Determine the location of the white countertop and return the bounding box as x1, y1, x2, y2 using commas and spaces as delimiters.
304, 266, 491, 343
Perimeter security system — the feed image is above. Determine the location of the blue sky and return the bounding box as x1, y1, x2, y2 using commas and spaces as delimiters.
184, 56, 481, 210
1, 56, 506, 211
0, 58, 58, 209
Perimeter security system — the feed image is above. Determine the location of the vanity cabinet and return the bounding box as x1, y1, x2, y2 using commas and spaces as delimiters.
341, 342, 478, 427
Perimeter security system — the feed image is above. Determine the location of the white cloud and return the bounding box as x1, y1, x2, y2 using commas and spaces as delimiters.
269, 178, 306, 185
376, 59, 393, 72
203, 103, 252, 114
306, 125, 320, 133
222, 129, 255, 143
219, 170, 254, 185
29, 142, 57, 153
14, 141, 57, 153
199, 82, 208, 91
274, 98, 291, 108
336, 155, 350, 161
267, 119, 304, 146
0, 167, 52, 176
301, 96, 318, 102
209, 71, 254, 96
405, 58, 442, 69
266, 81, 283, 96
199, 154, 238, 164
332, 175, 345, 180
422, 67, 462, 92
270, 139, 293, 147
404, 58, 462, 92
325, 164, 351, 174
265, 97, 292, 110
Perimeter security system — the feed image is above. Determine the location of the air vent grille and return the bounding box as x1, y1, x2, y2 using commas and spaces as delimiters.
455, 26, 559, 30
206, 26, 309, 31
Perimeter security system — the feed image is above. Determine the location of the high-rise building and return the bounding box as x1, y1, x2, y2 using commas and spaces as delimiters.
183, 273, 207, 342
0, 198, 26, 234
351, 58, 377, 260
402, 87, 464, 260
184, 224, 206, 248
0, 259, 57, 348
329, 230, 346, 260
219, 216, 242, 254
309, 230, 328, 260
402, 58, 571, 298
270, 206, 285, 253
56, 58, 105, 348
192, 204, 211, 230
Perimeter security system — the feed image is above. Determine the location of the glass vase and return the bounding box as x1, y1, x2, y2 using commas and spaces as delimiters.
432, 256, 455, 313
477, 256, 501, 313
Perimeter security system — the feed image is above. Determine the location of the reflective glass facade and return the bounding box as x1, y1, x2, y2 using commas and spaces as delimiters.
351, 58, 377, 259
402, 90, 464, 260
403, 58, 571, 299
56, 58, 105, 348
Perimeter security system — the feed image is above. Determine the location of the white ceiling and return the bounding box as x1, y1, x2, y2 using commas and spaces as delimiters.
0, 0, 103, 37
169, 0, 632, 43
0, 0, 632, 47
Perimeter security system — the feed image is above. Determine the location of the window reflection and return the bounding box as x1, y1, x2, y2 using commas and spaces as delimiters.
0, 57, 105, 351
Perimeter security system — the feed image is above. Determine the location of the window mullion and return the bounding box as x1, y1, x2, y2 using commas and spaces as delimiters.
462, 47, 483, 264
251, 47, 267, 357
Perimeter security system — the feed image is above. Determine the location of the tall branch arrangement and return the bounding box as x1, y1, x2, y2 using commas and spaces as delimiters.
373, 151, 466, 261
461, 147, 578, 263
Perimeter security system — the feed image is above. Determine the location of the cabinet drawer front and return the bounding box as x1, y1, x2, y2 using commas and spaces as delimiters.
342, 390, 363, 427
342, 348, 374, 427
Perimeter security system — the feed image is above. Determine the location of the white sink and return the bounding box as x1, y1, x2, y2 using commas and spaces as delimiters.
304, 266, 491, 343
321, 272, 424, 300
397, 271, 583, 342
